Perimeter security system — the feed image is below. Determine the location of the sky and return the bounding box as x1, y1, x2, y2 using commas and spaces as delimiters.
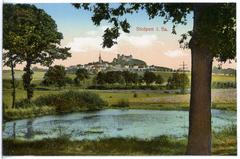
13, 3, 236, 70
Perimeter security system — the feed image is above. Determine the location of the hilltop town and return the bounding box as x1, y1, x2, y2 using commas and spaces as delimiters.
67, 53, 174, 73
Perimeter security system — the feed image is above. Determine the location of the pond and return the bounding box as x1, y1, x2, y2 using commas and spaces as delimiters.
3, 109, 236, 141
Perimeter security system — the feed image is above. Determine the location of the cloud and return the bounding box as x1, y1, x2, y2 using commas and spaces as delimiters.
163, 49, 186, 58
66, 36, 117, 53
120, 34, 163, 48
67, 26, 164, 53
67, 37, 100, 52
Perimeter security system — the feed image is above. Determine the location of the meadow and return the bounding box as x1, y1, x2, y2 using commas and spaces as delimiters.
2, 70, 237, 155
3, 89, 236, 112
3, 70, 236, 112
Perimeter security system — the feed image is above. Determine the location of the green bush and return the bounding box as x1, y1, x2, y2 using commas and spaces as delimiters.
212, 82, 236, 89
34, 91, 107, 113
133, 93, 138, 98
15, 99, 36, 108
4, 91, 107, 121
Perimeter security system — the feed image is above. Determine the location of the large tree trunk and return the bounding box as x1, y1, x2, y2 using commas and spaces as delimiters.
10, 60, 16, 109
186, 44, 213, 155
186, 4, 213, 155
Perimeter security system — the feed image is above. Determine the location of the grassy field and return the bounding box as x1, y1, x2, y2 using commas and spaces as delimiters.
3, 70, 45, 80
212, 74, 236, 82
2, 70, 236, 120
3, 125, 236, 155
3, 89, 236, 111
2, 70, 237, 155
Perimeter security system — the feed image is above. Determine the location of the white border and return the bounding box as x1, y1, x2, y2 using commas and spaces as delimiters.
1, 0, 239, 159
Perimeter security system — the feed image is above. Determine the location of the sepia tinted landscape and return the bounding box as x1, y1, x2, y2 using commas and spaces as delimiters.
2, 3, 236, 156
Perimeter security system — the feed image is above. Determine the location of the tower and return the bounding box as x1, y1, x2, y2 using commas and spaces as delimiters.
99, 52, 103, 64
179, 61, 187, 72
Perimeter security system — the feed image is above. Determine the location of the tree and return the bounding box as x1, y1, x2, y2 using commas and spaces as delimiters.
74, 3, 236, 154
3, 4, 24, 108
155, 74, 164, 85
167, 72, 189, 92
122, 71, 139, 85
42, 65, 67, 88
118, 74, 126, 84
2, 51, 20, 109
179, 73, 189, 93
137, 75, 144, 85
74, 68, 89, 85
122, 71, 131, 85
105, 71, 124, 84
131, 72, 139, 85
96, 71, 106, 85
4, 4, 71, 101
143, 71, 156, 86
167, 76, 174, 89
167, 73, 179, 89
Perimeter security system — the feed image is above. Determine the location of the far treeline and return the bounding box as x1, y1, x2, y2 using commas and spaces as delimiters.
39, 65, 235, 90
15, 65, 237, 75
41, 66, 189, 92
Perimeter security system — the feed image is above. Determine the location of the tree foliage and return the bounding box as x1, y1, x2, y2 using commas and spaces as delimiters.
143, 71, 156, 86
155, 74, 164, 85
167, 72, 189, 92
73, 3, 236, 62
4, 4, 71, 65
3, 4, 71, 100
96, 71, 140, 85
122, 71, 138, 85
74, 68, 89, 85
42, 65, 67, 88
96, 71, 106, 85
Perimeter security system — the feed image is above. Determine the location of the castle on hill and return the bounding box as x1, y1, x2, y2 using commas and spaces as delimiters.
67, 53, 174, 73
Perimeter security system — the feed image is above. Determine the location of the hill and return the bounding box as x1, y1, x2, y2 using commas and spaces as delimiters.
112, 54, 146, 67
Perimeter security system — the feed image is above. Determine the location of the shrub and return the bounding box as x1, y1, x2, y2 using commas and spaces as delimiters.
34, 91, 107, 113
4, 91, 107, 120
133, 93, 138, 98
213, 82, 236, 89
15, 99, 36, 108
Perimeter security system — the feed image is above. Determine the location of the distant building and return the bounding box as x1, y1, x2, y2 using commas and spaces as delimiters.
66, 53, 174, 73
99, 52, 103, 64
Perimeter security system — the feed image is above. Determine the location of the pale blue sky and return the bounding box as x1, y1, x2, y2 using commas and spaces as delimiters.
34, 3, 194, 41
11, 3, 234, 69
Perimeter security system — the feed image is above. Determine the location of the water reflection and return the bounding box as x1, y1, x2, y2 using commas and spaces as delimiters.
25, 120, 34, 139
3, 109, 236, 141
12, 122, 16, 139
